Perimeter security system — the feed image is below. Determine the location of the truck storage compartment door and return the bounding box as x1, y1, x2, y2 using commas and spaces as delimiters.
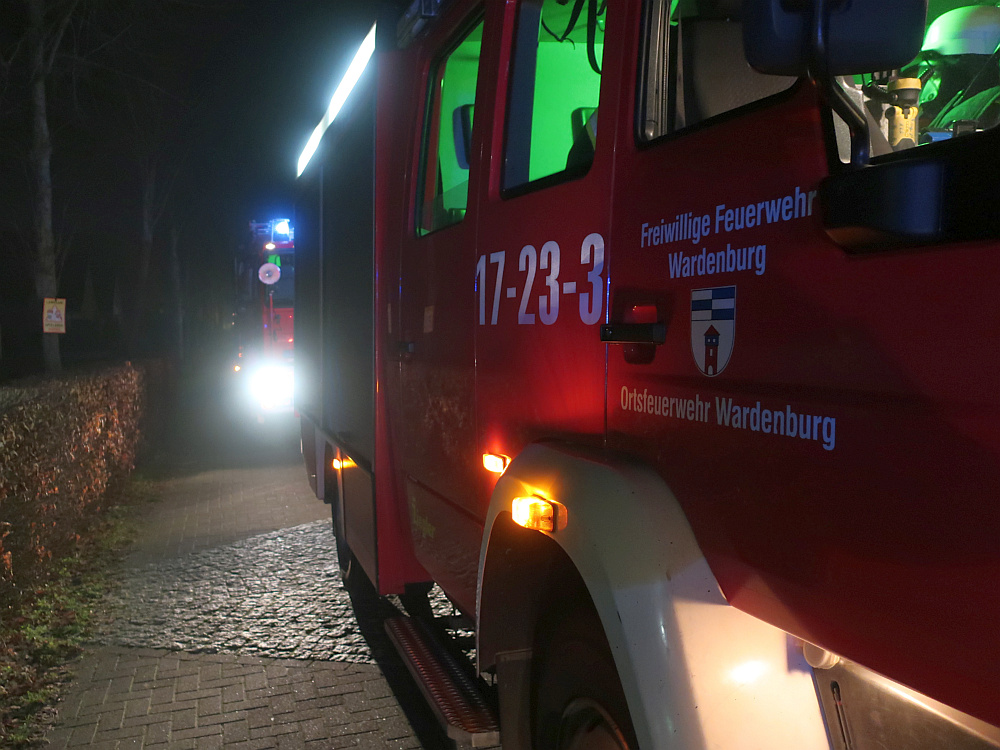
297, 52, 379, 580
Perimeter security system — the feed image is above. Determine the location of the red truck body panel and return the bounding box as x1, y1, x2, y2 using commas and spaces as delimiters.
608, 71, 1000, 728
298, 0, 1000, 729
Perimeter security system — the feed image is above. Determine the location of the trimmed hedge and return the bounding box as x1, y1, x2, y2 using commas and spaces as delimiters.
0, 363, 156, 615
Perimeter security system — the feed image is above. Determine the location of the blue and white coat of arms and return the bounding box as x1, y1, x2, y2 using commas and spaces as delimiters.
691, 286, 735, 377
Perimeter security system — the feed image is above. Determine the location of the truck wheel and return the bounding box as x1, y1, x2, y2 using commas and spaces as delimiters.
533, 601, 638, 750
335, 532, 359, 585
336, 533, 380, 606
331, 504, 372, 596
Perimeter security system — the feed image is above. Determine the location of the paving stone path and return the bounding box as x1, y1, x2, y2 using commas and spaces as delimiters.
100, 521, 374, 662
42, 377, 447, 749
49, 648, 417, 750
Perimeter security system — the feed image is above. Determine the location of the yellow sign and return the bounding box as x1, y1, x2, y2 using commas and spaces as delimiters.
42, 298, 66, 334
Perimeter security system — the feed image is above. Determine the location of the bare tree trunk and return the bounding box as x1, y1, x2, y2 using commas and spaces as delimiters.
28, 0, 61, 374
140, 164, 156, 291
124, 163, 158, 355
168, 222, 183, 361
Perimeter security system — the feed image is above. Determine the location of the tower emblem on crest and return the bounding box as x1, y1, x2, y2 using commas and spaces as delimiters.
691, 286, 735, 377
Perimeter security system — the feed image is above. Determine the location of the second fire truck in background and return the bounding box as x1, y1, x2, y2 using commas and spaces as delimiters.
234, 218, 295, 415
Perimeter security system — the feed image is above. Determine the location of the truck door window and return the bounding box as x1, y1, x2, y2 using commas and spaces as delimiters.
502, 0, 606, 192
417, 19, 484, 236
638, 0, 794, 141
833, 4, 1000, 162
269, 255, 295, 307
642, 1, 1000, 156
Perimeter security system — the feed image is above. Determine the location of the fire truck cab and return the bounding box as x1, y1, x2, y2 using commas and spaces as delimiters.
295, 1, 1000, 748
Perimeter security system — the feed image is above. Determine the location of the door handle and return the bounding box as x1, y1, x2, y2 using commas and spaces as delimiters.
397, 341, 416, 360
600, 323, 666, 345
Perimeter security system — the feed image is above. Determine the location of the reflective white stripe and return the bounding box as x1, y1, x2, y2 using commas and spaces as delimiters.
297, 23, 377, 177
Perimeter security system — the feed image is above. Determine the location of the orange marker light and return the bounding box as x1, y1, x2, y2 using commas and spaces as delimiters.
482, 453, 510, 474
332, 457, 356, 470
511, 496, 567, 532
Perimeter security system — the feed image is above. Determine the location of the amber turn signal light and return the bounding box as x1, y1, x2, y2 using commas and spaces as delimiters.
482, 453, 510, 474
511, 496, 567, 532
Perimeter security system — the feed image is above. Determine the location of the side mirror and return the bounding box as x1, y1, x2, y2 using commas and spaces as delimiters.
743, 0, 927, 77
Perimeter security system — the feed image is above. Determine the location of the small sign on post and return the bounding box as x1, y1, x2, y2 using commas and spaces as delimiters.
43, 298, 66, 334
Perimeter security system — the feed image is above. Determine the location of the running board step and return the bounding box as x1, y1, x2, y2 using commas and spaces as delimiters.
384, 615, 500, 747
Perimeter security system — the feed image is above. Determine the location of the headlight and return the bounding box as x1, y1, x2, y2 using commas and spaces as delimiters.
247, 363, 294, 410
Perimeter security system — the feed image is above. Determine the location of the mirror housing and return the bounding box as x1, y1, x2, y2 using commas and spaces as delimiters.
258, 262, 281, 285
744, 0, 927, 77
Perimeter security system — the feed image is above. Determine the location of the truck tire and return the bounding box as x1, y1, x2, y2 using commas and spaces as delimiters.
331, 504, 374, 598
532, 600, 638, 750
335, 530, 359, 586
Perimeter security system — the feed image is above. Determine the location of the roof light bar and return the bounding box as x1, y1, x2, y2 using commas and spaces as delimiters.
297, 23, 377, 177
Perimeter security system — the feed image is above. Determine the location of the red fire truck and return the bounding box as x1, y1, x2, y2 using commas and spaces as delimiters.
234, 219, 295, 414
294, 1, 1000, 747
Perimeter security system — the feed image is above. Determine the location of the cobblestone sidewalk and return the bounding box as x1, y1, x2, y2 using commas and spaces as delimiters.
101, 521, 372, 662
42, 400, 445, 749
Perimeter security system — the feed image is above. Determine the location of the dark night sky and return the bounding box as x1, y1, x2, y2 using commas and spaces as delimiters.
163, 0, 378, 225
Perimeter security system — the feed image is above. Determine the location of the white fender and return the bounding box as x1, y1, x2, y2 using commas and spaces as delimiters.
477, 442, 831, 750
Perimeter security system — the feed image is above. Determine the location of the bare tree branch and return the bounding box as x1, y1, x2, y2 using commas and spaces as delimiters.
43, 0, 83, 75
55, 203, 74, 284
60, 53, 183, 101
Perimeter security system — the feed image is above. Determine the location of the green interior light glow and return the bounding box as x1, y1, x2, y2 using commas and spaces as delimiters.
418, 20, 483, 235
503, 0, 606, 191
438, 35, 481, 211
528, 39, 604, 182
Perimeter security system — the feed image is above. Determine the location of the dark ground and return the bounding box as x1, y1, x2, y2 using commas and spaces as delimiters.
39, 357, 450, 749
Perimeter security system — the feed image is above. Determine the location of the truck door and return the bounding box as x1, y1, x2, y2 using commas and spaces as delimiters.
397, 12, 486, 608
397, 0, 624, 613
607, 0, 1000, 730
473, 0, 621, 522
